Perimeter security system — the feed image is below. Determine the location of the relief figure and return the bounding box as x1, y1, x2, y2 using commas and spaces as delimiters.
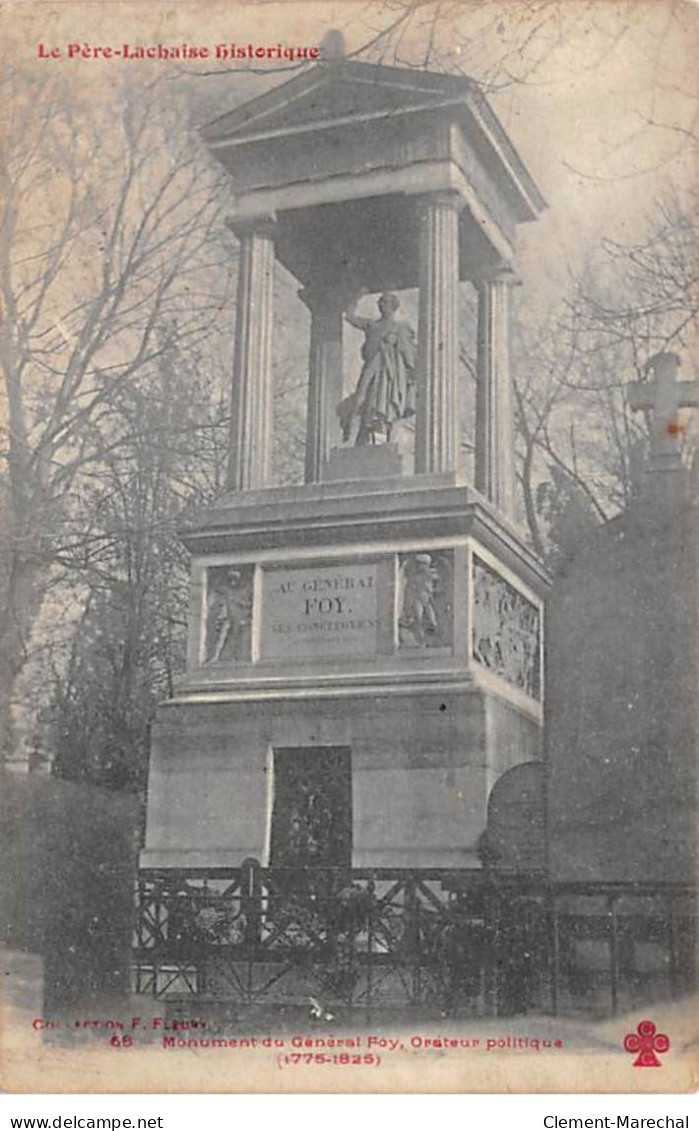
398, 552, 453, 648
205, 566, 253, 663
472, 557, 540, 698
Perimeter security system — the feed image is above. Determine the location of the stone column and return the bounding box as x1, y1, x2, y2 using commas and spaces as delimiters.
227, 216, 276, 490
300, 286, 345, 484
475, 268, 516, 519
415, 192, 464, 475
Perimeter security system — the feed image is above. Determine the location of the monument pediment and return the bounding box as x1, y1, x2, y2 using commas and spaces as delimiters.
203, 62, 476, 143
203, 61, 546, 224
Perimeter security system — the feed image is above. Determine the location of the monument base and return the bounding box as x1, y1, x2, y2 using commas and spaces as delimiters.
322, 443, 403, 482
140, 682, 541, 871
142, 475, 547, 874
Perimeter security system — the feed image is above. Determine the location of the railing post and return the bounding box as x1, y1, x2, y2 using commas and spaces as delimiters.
366, 878, 375, 1027
483, 882, 498, 1017
521, 899, 532, 1011
548, 887, 560, 1017
241, 858, 262, 945
134, 877, 145, 995
404, 876, 420, 1005
199, 877, 210, 996
608, 895, 619, 1016
153, 878, 165, 998
241, 858, 261, 1004
347, 898, 356, 1012
666, 892, 678, 999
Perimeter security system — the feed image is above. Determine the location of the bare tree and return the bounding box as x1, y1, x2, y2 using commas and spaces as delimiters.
0, 67, 233, 760
47, 336, 219, 788
511, 186, 698, 563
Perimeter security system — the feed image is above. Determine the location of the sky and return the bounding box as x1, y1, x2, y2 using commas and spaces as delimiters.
6, 0, 698, 308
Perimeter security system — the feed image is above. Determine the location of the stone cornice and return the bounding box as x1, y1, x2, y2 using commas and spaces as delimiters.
178, 477, 549, 594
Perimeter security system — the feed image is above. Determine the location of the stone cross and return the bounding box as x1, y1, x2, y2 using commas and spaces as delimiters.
627, 352, 698, 469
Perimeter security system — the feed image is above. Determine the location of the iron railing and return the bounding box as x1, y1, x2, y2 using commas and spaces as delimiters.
132, 861, 694, 1020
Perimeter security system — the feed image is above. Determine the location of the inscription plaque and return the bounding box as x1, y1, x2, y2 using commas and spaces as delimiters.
261, 560, 380, 660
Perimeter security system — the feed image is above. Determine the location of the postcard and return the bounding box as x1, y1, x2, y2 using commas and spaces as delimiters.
1, 0, 697, 1094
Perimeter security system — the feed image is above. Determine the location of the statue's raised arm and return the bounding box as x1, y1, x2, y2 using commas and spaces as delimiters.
344, 292, 373, 332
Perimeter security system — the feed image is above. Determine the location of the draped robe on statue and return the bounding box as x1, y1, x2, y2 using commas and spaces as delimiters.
338, 306, 417, 445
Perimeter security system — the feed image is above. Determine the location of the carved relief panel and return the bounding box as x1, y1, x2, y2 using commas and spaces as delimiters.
196, 549, 462, 670
203, 564, 255, 664
471, 554, 541, 699
398, 550, 453, 649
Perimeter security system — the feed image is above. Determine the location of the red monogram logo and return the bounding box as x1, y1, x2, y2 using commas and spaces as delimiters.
623, 1019, 670, 1067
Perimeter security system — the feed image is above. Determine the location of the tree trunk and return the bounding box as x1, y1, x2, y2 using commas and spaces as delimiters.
0, 549, 51, 764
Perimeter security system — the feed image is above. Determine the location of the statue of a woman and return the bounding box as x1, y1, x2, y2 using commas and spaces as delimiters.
337, 291, 417, 445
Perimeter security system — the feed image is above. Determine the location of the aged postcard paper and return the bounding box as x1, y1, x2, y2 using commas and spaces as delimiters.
1, 0, 698, 1094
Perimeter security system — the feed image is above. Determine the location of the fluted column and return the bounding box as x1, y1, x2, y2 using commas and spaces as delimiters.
475, 268, 516, 519
227, 216, 276, 490
415, 192, 464, 475
300, 285, 344, 484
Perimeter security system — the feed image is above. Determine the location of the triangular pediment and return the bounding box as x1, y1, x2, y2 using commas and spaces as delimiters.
203, 59, 547, 221
202, 61, 473, 144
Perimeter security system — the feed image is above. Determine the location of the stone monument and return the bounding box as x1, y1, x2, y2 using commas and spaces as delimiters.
541, 351, 698, 1005
141, 56, 548, 872
547, 350, 698, 884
